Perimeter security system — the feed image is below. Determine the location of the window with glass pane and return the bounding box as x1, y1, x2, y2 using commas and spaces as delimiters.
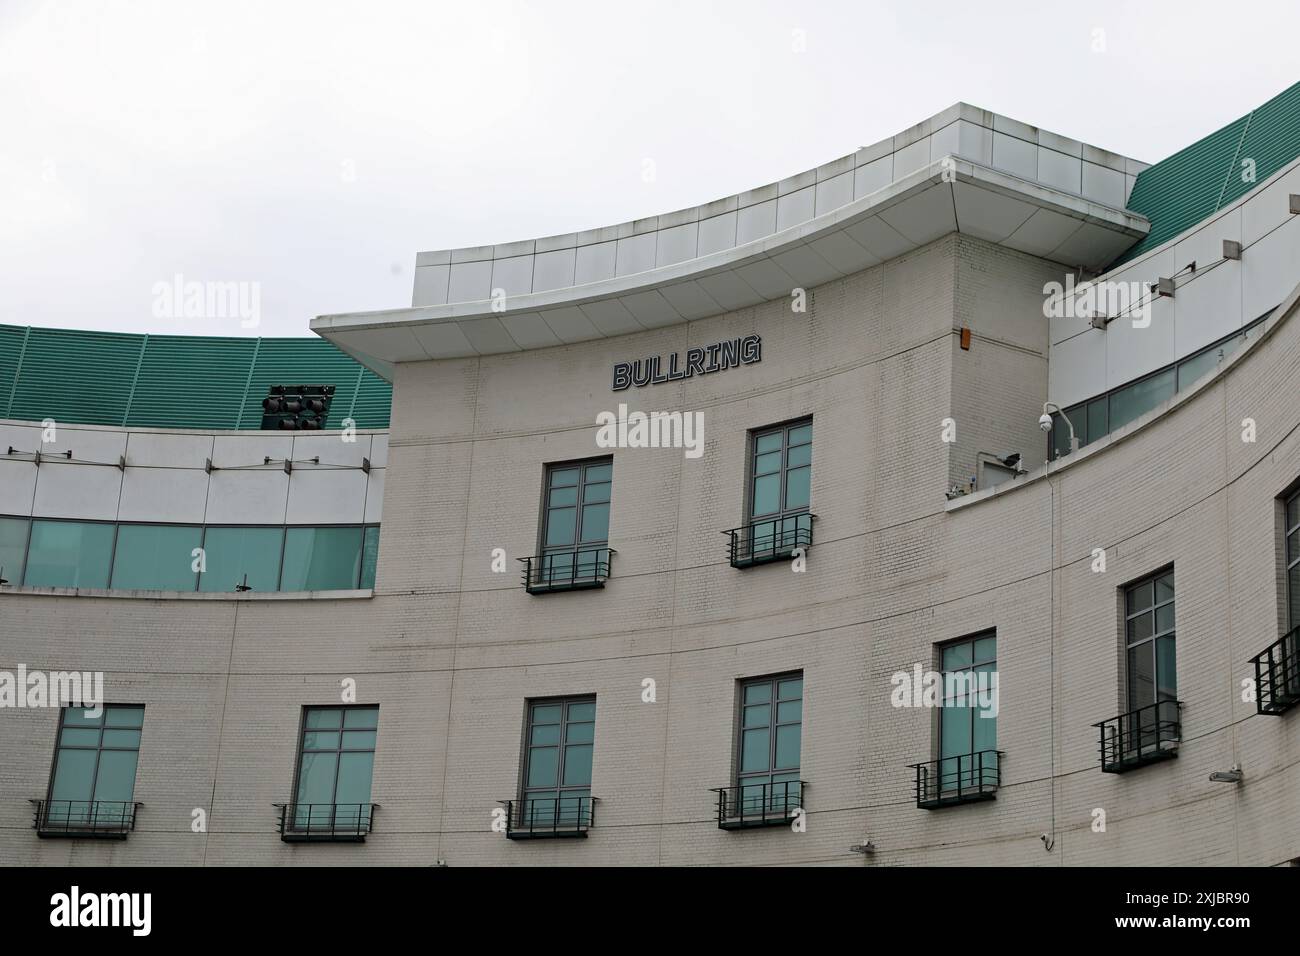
748, 420, 812, 554
198, 526, 284, 592
938, 633, 997, 791
736, 673, 802, 815
0, 516, 28, 585
538, 459, 612, 586
1124, 569, 1177, 755
281, 526, 364, 591
521, 697, 595, 827
46, 705, 144, 827
1287, 491, 1300, 632
1109, 368, 1175, 431
110, 524, 202, 590
24, 520, 116, 588
360, 526, 380, 589
293, 706, 379, 830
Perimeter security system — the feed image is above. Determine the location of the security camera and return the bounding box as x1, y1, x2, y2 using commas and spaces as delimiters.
1038, 413, 1054, 432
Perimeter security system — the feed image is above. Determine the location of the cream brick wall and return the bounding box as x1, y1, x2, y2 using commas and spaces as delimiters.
2, 235, 1297, 866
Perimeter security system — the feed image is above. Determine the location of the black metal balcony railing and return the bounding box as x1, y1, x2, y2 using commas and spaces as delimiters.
723, 513, 814, 568
500, 795, 596, 839
518, 548, 613, 594
1094, 700, 1183, 773
274, 802, 376, 842
908, 750, 1003, 809
1250, 625, 1300, 715
31, 799, 141, 838
710, 780, 805, 830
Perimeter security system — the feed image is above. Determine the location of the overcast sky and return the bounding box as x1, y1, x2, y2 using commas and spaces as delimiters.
3, 0, 1298, 339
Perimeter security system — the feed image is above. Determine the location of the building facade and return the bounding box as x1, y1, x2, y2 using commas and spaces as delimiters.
3, 85, 1300, 866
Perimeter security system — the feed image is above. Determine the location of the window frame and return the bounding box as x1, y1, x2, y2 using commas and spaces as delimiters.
289, 704, 380, 830
518, 695, 597, 824
745, 418, 813, 524
935, 631, 998, 767
1285, 488, 1300, 632
44, 704, 146, 824
733, 671, 804, 794
1122, 567, 1177, 711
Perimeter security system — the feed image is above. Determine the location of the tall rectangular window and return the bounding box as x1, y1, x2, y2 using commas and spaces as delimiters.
199, 526, 284, 592
281, 526, 364, 591
521, 697, 595, 826
292, 705, 379, 831
46, 705, 144, 828
24, 520, 116, 588
747, 419, 812, 556
537, 459, 612, 585
1125, 569, 1177, 711
736, 673, 802, 814
110, 524, 202, 590
0, 516, 28, 585
1286, 490, 1300, 631
938, 633, 997, 790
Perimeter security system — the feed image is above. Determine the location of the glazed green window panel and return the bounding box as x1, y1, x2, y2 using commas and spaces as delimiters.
335, 753, 374, 804
106, 706, 144, 728
743, 683, 771, 705
359, 526, 380, 589
305, 709, 342, 729
1128, 612, 1154, 643
777, 699, 801, 723
343, 707, 377, 730
754, 451, 782, 476
1129, 646, 1156, 709
50, 749, 98, 802
741, 727, 768, 772
788, 424, 812, 446
1290, 563, 1300, 630
1155, 603, 1175, 633
1086, 398, 1108, 444
110, 524, 202, 591
774, 725, 800, 768
341, 730, 376, 750
296, 752, 338, 804
544, 508, 576, 547
568, 701, 596, 721
101, 730, 141, 748
752, 473, 780, 516
973, 635, 996, 664
754, 432, 782, 454
1177, 346, 1222, 390
0, 517, 27, 585
562, 744, 593, 785
25, 520, 115, 588
527, 748, 558, 787
532, 704, 563, 724
787, 444, 812, 468
281, 526, 363, 591
777, 677, 802, 699
1155, 572, 1174, 603
580, 503, 609, 542
785, 466, 811, 510
584, 463, 612, 483
1287, 495, 1299, 531
1156, 636, 1177, 699
303, 731, 340, 750
743, 703, 770, 728
583, 482, 610, 504
565, 721, 594, 744
198, 527, 283, 593
60, 728, 101, 747
1109, 368, 1174, 431
548, 487, 578, 507
942, 642, 972, 670
94, 750, 139, 803
531, 724, 560, 746
550, 468, 579, 488
1127, 580, 1153, 615
940, 704, 971, 761
63, 707, 103, 728
1052, 407, 1084, 458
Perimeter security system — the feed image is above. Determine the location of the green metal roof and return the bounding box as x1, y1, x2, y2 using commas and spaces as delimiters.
0, 324, 392, 430
1114, 80, 1300, 266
